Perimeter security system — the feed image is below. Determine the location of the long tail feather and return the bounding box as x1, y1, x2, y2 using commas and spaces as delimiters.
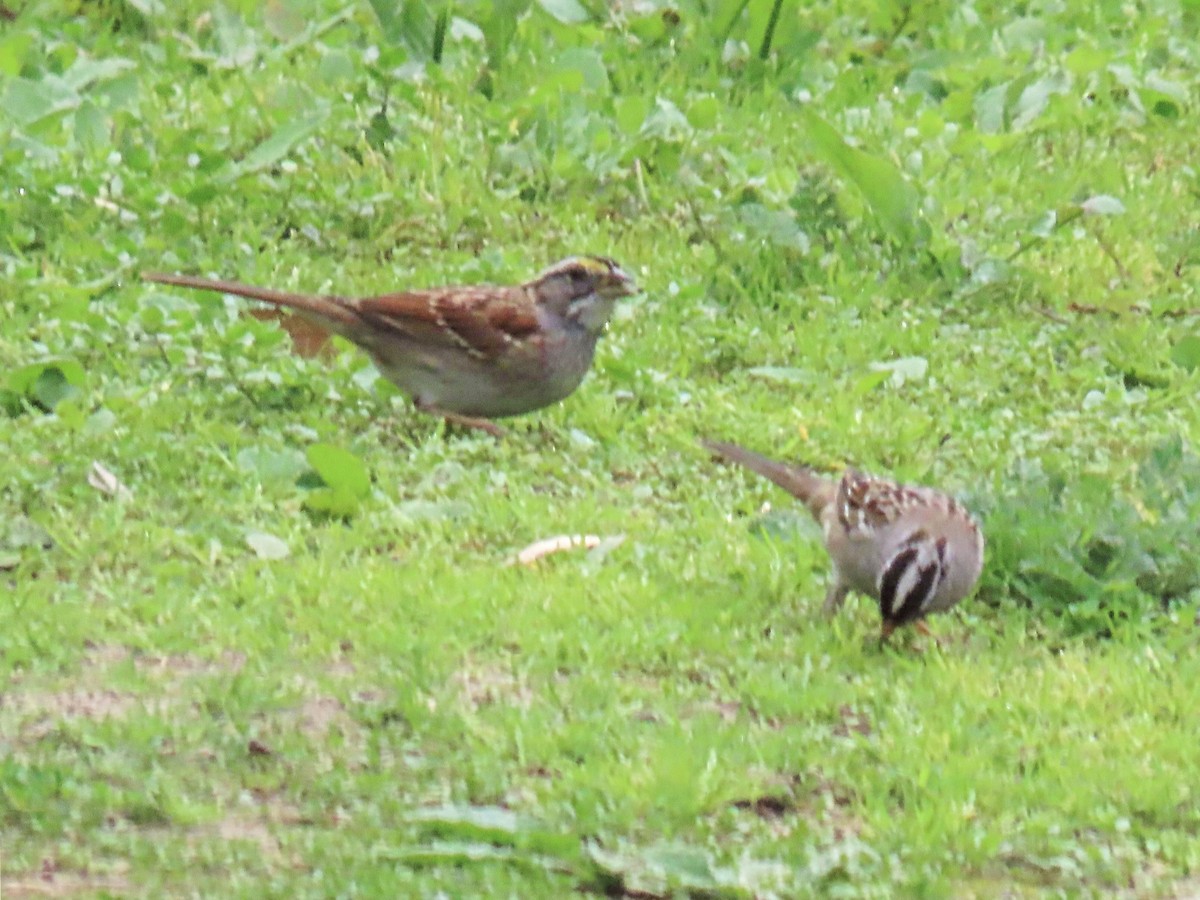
141, 272, 362, 330
702, 438, 836, 520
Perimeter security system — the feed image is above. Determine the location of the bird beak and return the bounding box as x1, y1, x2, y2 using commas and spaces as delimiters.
608, 266, 639, 299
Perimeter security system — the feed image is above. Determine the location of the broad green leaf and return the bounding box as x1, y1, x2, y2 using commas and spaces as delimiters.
1080, 194, 1125, 216
613, 95, 649, 135
369, 0, 442, 56
644, 843, 720, 888
973, 81, 1008, 133
481, 0, 530, 69
870, 355, 929, 387
382, 841, 521, 866
642, 97, 691, 141
852, 368, 892, 396
744, 366, 815, 384
404, 805, 580, 857
10, 359, 86, 392
803, 111, 925, 247
1012, 72, 1070, 130
2, 76, 80, 127
585, 840, 745, 896
1171, 336, 1200, 372
537, 0, 590, 24
1065, 45, 1109, 75
319, 49, 355, 83
1, 389, 24, 418
31, 367, 80, 411
686, 95, 720, 130
394, 500, 472, 523
264, 0, 306, 40
738, 203, 809, 252
1145, 73, 1188, 102
306, 443, 370, 497
556, 48, 608, 93
84, 408, 117, 436
3, 516, 53, 551
54, 397, 86, 430
379, 841, 567, 875
246, 530, 290, 560
74, 100, 108, 150
236, 447, 309, 482
0, 30, 33, 78
302, 488, 364, 518
367, 0, 405, 42
211, 5, 258, 67
220, 110, 329, 182
62, 56, 137, 91
405, 805, 529, 838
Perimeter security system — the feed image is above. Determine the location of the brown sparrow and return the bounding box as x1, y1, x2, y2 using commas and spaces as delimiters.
703, 439, 985, 639
141, 256, 638, 435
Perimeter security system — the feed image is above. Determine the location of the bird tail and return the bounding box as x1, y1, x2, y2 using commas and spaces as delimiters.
141, 272, 363, 332
702, 439, 836, 520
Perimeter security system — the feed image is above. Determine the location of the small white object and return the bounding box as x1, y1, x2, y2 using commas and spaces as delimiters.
87, 461, 133, 501
512, 534, 624, 566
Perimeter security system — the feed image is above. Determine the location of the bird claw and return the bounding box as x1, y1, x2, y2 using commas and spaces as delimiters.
414, 401, 506, 438
442, 413, 506, 438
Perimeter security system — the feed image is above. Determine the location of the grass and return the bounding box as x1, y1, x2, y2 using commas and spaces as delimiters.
3, 0, 1200, 895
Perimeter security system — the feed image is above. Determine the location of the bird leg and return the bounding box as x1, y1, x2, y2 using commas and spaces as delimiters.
821, 580, 849, 617
880, 618, 939, 651
415, 401, 506, 438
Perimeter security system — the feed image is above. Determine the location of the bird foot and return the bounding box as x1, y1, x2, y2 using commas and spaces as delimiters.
879, 619, 939, 651
415, 402, 506, 438
442, 413, 506, 438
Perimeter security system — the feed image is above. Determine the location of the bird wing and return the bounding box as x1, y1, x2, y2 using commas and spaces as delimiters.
355, 286, 541, 360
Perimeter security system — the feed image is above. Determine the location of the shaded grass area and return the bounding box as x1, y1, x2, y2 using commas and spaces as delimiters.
3, 0, 1200, 895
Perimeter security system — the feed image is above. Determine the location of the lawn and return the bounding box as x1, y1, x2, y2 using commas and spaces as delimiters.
3, 0, 1200, 896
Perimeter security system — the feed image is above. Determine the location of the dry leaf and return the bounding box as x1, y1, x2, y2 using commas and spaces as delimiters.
246, 308, 336, 359
87, 461, 133, 500
248, 739, 273, 756
511, 534, 625, 566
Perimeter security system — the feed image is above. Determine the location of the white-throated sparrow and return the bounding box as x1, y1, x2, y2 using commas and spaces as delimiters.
141, 256, 637, 435
704, 439, 984, 640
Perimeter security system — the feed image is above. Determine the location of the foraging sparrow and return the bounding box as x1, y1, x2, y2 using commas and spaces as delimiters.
142, 256, 638, 435
703, 439, 984, 639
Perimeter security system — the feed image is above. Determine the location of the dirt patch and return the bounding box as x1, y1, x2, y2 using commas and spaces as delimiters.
6, 689, 137, 720
134, 649, 247, 677
1166, 874, 1200, 898
212, 815, 281, 858
732, 794, 796, 818
451, 661, 534, 710
83, 642, 132, 668
682, 699, 743, 723
678, 698, 786, 729
191, 796, 310, 862
4, 859, 130, 898
297, 695, 350, 740
832, 704, 872, 738
5, 689, 142, 743
728, 772, 863, 841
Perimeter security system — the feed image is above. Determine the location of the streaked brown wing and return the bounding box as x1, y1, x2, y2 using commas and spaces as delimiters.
354, 286, 540, 360
838, 471, 901, 534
